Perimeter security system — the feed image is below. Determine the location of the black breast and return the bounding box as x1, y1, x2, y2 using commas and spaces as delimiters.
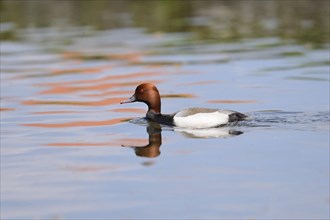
146, 111, 174, 126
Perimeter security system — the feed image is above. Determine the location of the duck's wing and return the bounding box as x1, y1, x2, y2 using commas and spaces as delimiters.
173, 108, 247, 128
173, 108, 229, 128
174, 108, 219, 117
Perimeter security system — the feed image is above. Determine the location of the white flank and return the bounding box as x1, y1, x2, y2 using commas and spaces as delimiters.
173, 111, 229, 128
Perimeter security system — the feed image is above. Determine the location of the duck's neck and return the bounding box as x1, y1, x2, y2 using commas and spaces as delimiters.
146, 95, 161, 114
148, 105, 160, 114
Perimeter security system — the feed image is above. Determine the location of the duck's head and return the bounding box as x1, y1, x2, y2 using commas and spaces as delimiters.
120, 83, 161, 113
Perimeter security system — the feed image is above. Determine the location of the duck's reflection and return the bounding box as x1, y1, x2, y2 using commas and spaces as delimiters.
175, 127, 243, 139
123, 120, 244, 158
123, 121, 162, 158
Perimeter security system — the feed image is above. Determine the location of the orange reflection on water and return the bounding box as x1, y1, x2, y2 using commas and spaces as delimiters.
39, 80, 163, 95
208, 99, 258, 104
31, 110, 82, 115
40, 83, 125, 95
51, 66, 109, 75
23, 97, 125, 106
22, 117, 128, 128
110, 53, 142, 63
81, 90, 131, 98
39, 85, 80, 95
38, 71, 159, 87
0, 108, 15, 111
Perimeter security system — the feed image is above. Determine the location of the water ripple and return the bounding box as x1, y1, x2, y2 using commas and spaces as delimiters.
244, 110, 330, 132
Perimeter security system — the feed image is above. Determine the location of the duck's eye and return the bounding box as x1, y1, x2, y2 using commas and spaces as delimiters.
139, 88, 144, 93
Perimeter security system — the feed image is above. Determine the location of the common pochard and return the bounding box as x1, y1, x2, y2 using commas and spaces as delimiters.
121, 83, 247, 129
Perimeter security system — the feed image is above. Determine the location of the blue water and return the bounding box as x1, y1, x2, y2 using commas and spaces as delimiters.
1, 28, 329, 219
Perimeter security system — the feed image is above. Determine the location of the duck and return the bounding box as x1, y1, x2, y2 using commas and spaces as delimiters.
120, 83, 247, 129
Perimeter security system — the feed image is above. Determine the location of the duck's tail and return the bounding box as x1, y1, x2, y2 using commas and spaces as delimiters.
228, 112, 248, 122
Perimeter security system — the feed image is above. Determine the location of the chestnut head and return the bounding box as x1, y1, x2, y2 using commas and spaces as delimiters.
121, 83, 161, 113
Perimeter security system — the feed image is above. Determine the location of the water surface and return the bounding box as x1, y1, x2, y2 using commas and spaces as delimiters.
1, 18, 329, 220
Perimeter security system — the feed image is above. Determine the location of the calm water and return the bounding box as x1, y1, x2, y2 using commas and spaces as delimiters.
1, 1, 330, 215
1, 27, 329, 220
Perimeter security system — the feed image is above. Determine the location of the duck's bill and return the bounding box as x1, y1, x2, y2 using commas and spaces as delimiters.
120, 95, 137, 104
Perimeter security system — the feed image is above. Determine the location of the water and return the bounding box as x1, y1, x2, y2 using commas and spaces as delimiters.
1, 29, 329, 219
1, 26, 329, 220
